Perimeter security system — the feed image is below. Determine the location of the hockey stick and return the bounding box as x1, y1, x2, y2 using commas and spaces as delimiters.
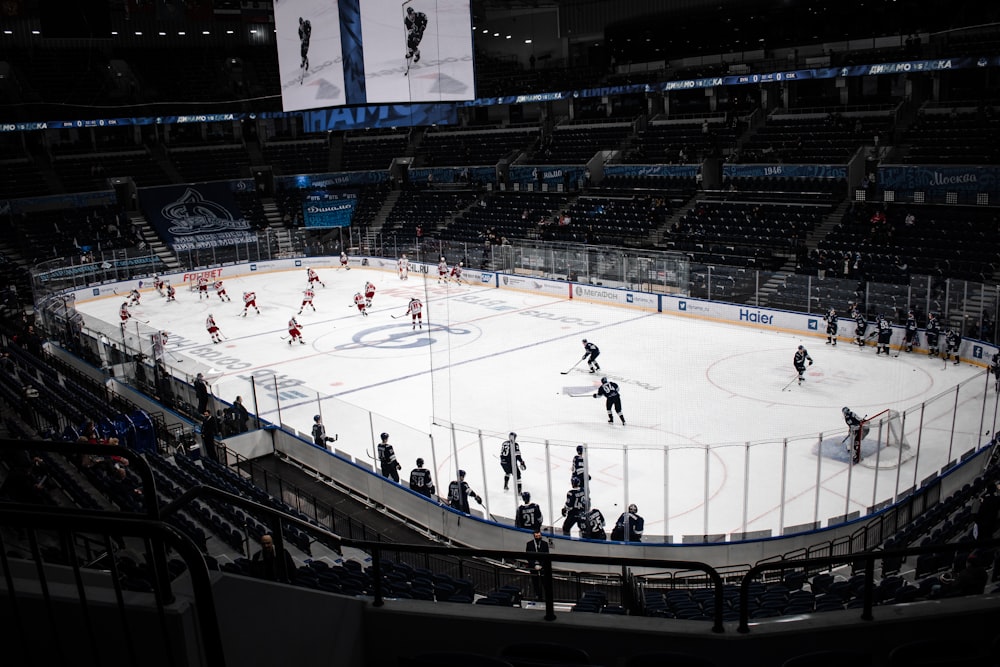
391, 313, 408, 319
780, 375, 799, 391
561, 359, 584, 375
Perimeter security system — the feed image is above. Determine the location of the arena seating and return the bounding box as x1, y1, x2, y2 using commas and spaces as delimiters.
440, 191, 570, 246
341, 132, 410, 172
382, 188, 480, 243
740, 111, 894, 163
262, 139, 330, 175
526, 124, 633, 164
169, 144, 252, 182
626, 117, 737, 164
902, 106, 1000, 164
418, 128, 540, 167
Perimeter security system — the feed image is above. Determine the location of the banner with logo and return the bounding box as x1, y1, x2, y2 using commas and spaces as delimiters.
140, 183, 255, 251
302, 191, 356, 228
878, 165, 1000, 195
722, 164, 847, 180
603, 164, 699, 179
509, 165, 586, 187
276, 171, 391, 189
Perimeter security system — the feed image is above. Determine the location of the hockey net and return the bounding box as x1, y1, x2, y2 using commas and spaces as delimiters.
857, 409, 913, 469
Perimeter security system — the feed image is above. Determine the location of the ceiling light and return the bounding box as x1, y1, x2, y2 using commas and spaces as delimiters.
202, 30, 210, 35
524, 39, 532, 44
31, 30, 40, 35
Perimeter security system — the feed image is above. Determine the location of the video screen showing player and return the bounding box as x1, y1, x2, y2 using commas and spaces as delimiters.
360, 0, 475, 104
274, 0, 347, 112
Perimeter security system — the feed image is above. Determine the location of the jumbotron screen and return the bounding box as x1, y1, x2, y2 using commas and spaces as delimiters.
275, 0, 475, 112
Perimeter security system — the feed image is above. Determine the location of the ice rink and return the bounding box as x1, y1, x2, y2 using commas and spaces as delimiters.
74, 264, 992, 541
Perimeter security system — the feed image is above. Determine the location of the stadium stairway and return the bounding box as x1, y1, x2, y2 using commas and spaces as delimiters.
129, 212, 181, 271
369, 190, 402, 236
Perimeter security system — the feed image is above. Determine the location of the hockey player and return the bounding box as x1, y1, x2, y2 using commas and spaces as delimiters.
353, 291, 368, 316
594, 377, 625, 424
165, 281, 176, 302
925, 313, 941, 357
377, 432, 402, 482
397, 254, 410, 280
153, 274, 164, 296
364, 281, 376, 307
409, 458, 435, 498
311, 415, 336, 448
242, 291, 260, 317
340, 251, 350, 270
581, 507, 607, 540
205, 313, 223, 344
842, 407, 869, 464
992, 352, 1000, 392
560, 476, 587, 536
299, 287, 316, 314
516, 491, 543, 532
119, 301, 131, 327
306, 266, 325, 288
438, 257, 449, 284
298, 17, 312, 72
611, 504, 644, 542
450, 261, 464, 285
581, 339, 601, 373
404, 6, 428, 65
287, 316, 305, 345
196, 275, 209, 299
793, 345, 812, 384
406, 297, 423, 329
571, 444, 591, 487
128, 288, 141, 306
903, 311, 920, 353
852, 306, 868, 348
875, 313, 893, 355
500, 432, 526, 492
447, 470, 481, 514
213, 280, 231, 302
945, 328, 962, 365
824, 307, 838, 345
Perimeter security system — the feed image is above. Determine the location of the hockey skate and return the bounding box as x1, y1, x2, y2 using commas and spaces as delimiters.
620, 415, 626, 425
608, 415, 614, 424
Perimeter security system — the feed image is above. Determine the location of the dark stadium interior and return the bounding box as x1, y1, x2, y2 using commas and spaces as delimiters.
2, 0, 1000, 665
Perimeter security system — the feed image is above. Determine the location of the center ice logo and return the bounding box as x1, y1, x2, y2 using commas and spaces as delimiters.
339, 323, 474, 351
161, 187, 251, 236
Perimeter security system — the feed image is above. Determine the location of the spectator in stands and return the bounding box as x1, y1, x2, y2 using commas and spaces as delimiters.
932, 550, 989, 598
231, 396, 250, 433
975, 482, 1000, 545
194, 373, 210, 414
200, 409, 220, 462
525, 530, 550, 601
250, 533, 295, 583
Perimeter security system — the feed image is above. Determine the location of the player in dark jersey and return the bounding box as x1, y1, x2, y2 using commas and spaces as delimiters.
594, 377, 624, 424
377, 432, 401, 482
824, 307, 838, 346
793, 345, 812, 385
560, 476, 587, 536
581, 507, 607, 540
447, 470, 481, 514
298, 17, 312, 73
409, 458, 435, 498
925, 312, 941, 357
581, 339, 601, 373
945, 328, 963, 365
992, 352, 1000, 393
571, 444, 591, 487
903, 311, 920, 353
842, 407, 869, 464
875, 314, 893, 355
516, 492, 543, 532
611, 504, 644, 542
404, 6, 428, 65
500, 432, 526, 492
851, 306, 868, 348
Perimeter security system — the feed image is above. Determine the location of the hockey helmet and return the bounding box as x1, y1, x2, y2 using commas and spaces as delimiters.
458, 261, 463, 266
521, 491, 531, 502
582, 339, 587, 343
380, 432, 389, 441
576, 445, 584, 454
842, 407, 850, 416
628, 503, 638, 513
416, 457, 424, 467
314, 415, 321, 422
601, 377, 608, 383
571, 475, 581, 487
798, 345, 804, 350
509, 431, 517, 439
458, 469, 466, 477
440, 256, 445, 262
406, 6, 414, 13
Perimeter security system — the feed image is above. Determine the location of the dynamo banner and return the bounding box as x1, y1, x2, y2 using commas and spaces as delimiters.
302, 192, 357, 228
603, 164, 699, 178
140, 182, 255, 252
723, 164, 848, 180
509, 165, 586, 187
277, 171, 390, 189
878, 165, 1000, 195
303, 103, 458, 133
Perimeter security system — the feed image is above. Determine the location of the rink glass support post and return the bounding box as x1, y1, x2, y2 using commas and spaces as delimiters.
544, 440, 553, 534
273, 375, 282, 427
947, 386, 960, 463
911, 403, 926, 491
429, 432, 439, 502
895, 412, 906, 494
979, 370, 991, 444
844, 437, 854, 520
622, 445, 630, 529
779, 438, 788, 534
703, 444, 710, 538
476, 429, 489, 518
663, 445, 670, 541
450, 422, 460, 488
741, 442, 750, 537
582, 444, 591, 513
872, 421, 882, 509
814, 433, 823, 527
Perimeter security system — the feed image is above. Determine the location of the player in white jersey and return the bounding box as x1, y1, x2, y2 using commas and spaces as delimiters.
364, 281, 376, 307
206, 314, 223, 344
406, 297, 423, 329
196, 276, 209, 299
128, 288, 141, 306
213, 280, 231, 302
287, 316, 305, 344
353, 292, 368, 316
306, 267, 325, 288
299, 287, 316, 314
153, 274, 164, 296
119, 301, 131, 326
398, 254, 409, 280
242, 291, 260, 317
165, 282, 176, 302
340, 251, 350, 270
438, 257, 449, 283
450, 261, 464, 284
